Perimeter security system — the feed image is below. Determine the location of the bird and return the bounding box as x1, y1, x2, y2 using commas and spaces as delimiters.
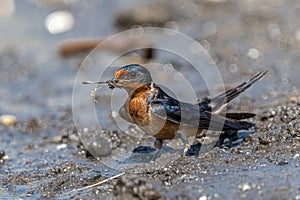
83, 64, 267, 158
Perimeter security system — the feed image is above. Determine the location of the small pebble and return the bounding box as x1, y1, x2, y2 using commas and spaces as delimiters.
278, 160, 288, 166
83, 127, 89, 133
56, 143, 67, 150
229, 64, 238, 73
0, 150, 9, 161
0, 114, 16, 126
247, 48, 260, 59
111, 111, 119, 118
239, 183, 251, 192
199, 195, 208, 200
45, 10, 74, 34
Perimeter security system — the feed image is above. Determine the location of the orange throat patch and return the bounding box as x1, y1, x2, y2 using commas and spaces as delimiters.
114, 69, 128, 79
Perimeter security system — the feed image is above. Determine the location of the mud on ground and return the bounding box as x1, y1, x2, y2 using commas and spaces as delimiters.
0, 99, 299, 199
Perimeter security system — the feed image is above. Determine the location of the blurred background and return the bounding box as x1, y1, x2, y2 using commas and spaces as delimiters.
1, 0, 299, 120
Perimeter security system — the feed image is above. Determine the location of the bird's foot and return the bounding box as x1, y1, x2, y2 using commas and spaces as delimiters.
154, 138, 163, 149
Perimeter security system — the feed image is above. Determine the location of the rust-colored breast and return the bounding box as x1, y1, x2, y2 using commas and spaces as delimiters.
128, 85, 178, 139
128, 87, 151, 126
126, 85, 204, 140
152, 120, 179, 139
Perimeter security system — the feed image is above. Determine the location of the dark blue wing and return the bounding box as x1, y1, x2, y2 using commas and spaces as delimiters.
150, 86, 254, 131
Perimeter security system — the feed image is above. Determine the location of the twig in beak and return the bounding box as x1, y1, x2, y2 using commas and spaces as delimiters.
82, 80, 109, 84
82, 80, 110, 103
91, 85, 108, 103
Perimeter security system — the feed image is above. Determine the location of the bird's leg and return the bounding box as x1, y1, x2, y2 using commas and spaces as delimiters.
195, 130, 206, 144
154, 138, 163, 149
175, 131, 190, 156
150, 138, 163, 162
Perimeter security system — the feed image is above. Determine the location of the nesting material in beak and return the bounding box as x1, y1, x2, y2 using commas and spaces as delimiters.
82, 79, 111, 103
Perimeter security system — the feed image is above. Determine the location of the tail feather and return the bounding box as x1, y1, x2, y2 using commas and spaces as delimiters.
197, 71, 266, 131
223, 117, 255, 130
207, 112, 255, 131
222, 112, 255, 120
237, 120, 255, 129
204, 71, 267, 111
213, 117, 255, 131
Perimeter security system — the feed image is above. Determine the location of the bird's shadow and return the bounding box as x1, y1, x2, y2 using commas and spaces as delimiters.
215, 130, 254, 148
187, 130, 255, 156
122, 130, 254, 164
123, 145, 179, 164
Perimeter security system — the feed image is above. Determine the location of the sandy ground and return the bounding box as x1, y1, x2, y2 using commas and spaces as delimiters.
0, 99, 299, 199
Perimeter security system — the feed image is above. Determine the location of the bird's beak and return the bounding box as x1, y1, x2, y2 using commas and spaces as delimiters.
82, 80, 109, 85
108, 78, 134, 89
107, 79, 116, 89
82, 78, 122, 90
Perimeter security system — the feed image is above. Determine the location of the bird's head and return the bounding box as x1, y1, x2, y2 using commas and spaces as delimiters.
108, 64, 153, 94
82, 64, 153, 97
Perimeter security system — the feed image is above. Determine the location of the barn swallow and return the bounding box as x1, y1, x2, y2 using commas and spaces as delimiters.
83, 64, 267, 158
